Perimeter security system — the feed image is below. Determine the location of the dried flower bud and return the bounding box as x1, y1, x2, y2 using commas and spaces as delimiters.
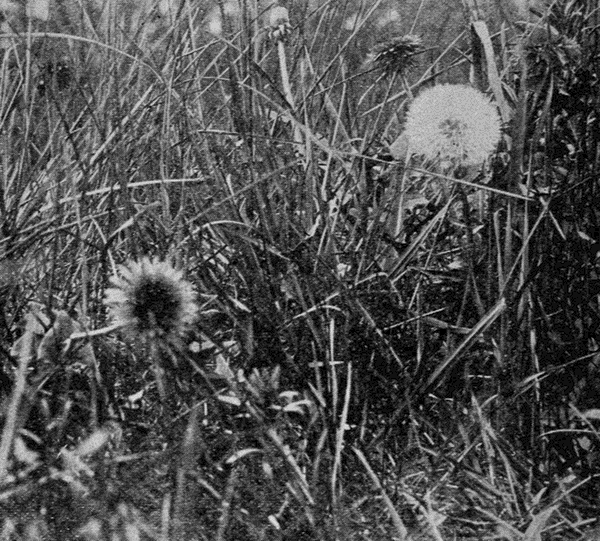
269, 6, 289, 27
27, 0, 50, 22
268, 6, 291, 41
371, 35, 423, 77
0, 1, 20, 18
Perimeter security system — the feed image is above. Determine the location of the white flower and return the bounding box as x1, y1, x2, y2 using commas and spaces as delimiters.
104, 257, 198, 343
404, 84, 502, 166
27, 0, 50, 21
269, 6, 289, 27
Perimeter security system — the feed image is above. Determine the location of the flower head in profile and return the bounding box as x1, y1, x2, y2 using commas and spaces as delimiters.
27, 0, 50, 21
404, 84, 501, 167
268, 5, 291, 41
104, 258, 198, 344
371, 34, 423, 77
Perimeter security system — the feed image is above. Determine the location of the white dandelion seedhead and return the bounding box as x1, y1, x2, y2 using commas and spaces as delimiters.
404, 84, 502, 167
104, 257, 198, 343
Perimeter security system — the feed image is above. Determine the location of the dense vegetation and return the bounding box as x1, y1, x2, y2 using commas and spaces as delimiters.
1, 0, 599, 539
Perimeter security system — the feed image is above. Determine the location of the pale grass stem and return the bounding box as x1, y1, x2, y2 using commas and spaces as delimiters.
0, 332, 32, 485
353, 447, 409, 541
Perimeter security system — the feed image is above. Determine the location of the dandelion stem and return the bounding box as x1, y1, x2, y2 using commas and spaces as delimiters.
0, 335, 32, 485
277, 39, 303, 151
277, 40, 294, 110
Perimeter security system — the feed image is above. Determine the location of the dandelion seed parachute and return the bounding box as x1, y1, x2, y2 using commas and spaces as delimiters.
404, 84, 502, 166
104, 257, 198, 343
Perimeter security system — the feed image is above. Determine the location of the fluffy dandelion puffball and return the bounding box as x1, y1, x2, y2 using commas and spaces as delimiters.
404, 84, 502, 166
104, 258, 198, 342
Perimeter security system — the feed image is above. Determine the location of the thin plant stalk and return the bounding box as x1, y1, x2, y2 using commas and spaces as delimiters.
331, 360, 352, 517
353, 447, 409, 541
277, 39, 295, 112
0, 334, 32, 485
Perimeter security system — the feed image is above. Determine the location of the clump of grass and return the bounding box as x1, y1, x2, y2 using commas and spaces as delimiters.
0, 0, 600, 540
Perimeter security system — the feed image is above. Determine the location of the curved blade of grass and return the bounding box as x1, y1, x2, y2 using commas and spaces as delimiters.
471, 19, 512, 123
523, 506, 558, 541
353, 447, 409, 541
418, 297, 507, 396
4, 31, 164, 80
410, 167, 534, 202
389, 197, 453, 284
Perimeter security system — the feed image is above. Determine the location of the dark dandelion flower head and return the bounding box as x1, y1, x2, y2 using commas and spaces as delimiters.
371, 34, 423, 77
104, 258, 198, 343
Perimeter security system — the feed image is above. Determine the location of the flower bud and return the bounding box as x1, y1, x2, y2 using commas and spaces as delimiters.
269, 6, 289, 27
27, 0, 50, 22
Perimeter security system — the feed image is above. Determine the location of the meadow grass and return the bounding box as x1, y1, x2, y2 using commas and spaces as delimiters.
0, 0, 599, 539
